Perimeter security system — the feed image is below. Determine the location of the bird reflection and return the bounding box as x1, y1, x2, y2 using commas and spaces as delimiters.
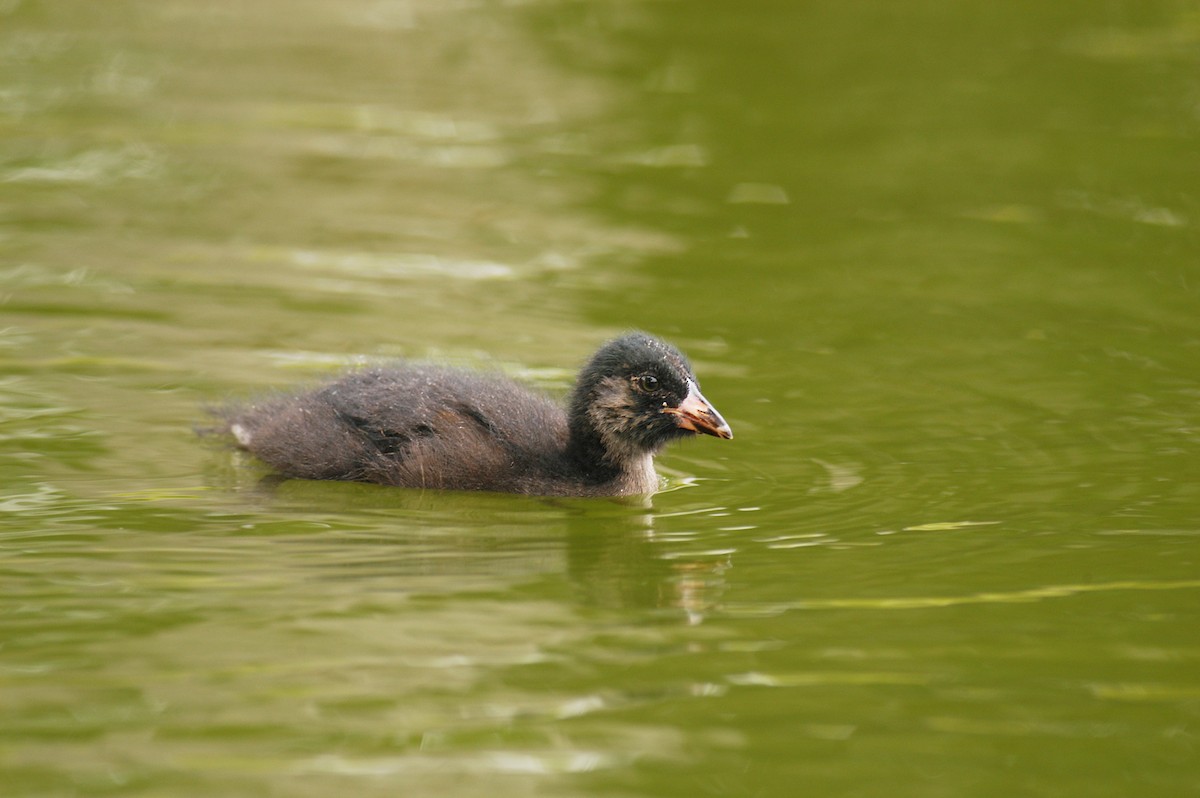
202, 457, 730, 625
563, 504, 730, 624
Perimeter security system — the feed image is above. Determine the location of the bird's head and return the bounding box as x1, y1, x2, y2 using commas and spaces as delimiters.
569, 332, 732, 464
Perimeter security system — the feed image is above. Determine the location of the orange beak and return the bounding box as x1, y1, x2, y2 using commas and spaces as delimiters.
662, 382, 733, 440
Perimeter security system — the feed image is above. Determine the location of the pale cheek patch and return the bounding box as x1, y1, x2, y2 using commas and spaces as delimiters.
587, 377, 638, 427
586, 376, 650, 462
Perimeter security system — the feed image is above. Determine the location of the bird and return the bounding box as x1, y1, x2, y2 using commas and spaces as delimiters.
213, 332, 732, 496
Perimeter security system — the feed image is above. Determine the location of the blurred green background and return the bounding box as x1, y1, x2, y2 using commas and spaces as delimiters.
2, 1, 1198, 796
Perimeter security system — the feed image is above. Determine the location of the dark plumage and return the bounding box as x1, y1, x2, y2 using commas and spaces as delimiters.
213, 332, 732, 497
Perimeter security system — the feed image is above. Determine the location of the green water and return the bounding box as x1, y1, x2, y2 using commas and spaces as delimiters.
3, 1, 1198, 795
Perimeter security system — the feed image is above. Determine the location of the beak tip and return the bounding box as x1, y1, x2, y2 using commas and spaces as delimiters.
663, 384, 733, 441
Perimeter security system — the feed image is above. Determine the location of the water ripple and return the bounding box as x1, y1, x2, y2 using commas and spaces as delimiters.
722, 579, 1200, 616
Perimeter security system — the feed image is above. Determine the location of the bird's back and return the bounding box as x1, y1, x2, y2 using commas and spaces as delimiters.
224, 365, 570, 492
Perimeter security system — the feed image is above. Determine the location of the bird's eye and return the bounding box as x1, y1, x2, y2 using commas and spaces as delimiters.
635, 374, 659, 393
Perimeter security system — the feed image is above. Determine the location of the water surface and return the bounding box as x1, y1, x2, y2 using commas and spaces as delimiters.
2, 1, 1198, 796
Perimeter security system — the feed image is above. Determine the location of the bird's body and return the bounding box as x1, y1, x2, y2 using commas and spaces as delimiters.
214, 333, 731, 497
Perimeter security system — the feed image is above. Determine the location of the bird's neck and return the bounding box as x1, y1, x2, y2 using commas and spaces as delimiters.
565, 420, 622, 480
565, 419, 658, 495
